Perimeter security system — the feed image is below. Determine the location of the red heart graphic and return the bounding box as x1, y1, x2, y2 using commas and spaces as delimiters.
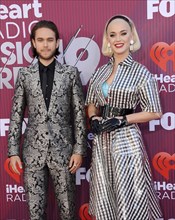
150, 42, 175, 72
4, 158, 23, 183
79, 203, 93, 220
152, 152, 175, 180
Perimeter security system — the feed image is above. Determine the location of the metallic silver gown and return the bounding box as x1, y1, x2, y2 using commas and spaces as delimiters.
86, 54, 163, 220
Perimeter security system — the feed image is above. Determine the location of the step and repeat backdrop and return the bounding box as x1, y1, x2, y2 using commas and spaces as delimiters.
0, 0, 175, 219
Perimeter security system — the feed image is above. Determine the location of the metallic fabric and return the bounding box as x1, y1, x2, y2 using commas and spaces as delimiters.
8, 60, 86, 220
86, 54, 162, 220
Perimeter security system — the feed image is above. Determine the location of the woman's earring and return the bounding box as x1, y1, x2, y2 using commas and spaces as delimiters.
107, 42, 112, 53
130, 40, 134, 51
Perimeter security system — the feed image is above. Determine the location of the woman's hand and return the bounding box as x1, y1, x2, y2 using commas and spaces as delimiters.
89, 116, 102, 134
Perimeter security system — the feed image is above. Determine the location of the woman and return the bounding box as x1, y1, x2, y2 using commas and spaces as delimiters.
85, 15, 163, 220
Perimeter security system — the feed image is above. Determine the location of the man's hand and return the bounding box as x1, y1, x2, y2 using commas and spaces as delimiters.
69, 154, 83, 174
9, 155, 22, 175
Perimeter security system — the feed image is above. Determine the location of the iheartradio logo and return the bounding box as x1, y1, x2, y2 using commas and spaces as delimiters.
153, 152, 175, 180
4, 158, 23, 183
150, 42, 175, 72
79, 203, 92, 220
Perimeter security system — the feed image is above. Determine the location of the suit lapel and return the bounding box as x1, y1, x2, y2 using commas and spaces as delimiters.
30, 62, 48, 113
30, 61, 64, 114
48, 61, 63, 113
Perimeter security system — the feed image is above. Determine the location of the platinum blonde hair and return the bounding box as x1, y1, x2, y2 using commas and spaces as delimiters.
102, 15, 141, 57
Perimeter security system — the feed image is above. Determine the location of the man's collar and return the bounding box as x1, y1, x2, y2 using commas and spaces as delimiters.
39, 59, 55, 71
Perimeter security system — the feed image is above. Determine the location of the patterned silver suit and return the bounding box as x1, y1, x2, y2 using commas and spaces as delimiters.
86, 54, 163, 220
8, 60, 86, 220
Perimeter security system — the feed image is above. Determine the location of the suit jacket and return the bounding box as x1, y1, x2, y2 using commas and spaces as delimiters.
8, 60, 86, 168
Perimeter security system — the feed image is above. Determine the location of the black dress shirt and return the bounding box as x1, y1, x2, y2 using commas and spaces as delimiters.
39, 59, 55, 110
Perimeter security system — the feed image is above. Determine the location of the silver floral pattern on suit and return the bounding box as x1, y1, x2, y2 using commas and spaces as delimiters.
8, 60, 86, 220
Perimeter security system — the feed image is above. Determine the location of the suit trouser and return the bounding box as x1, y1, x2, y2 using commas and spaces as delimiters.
23, 155, 76, 220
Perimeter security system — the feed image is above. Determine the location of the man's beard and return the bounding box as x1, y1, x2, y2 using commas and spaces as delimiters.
37, 50, 56, 60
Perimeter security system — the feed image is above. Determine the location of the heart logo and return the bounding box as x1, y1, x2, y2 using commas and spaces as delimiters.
79, 203, 93, 220
4, 158, 23, 183
152, 152, 175, 180
150, 42, 175, 72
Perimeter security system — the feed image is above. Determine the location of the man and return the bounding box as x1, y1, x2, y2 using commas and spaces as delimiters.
8, 20, 86, 220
